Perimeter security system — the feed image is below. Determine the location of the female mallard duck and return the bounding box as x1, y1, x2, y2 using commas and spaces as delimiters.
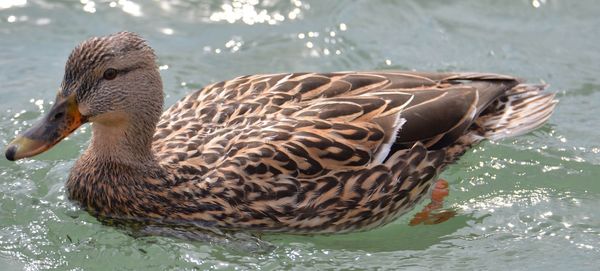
5, 32, 557, 233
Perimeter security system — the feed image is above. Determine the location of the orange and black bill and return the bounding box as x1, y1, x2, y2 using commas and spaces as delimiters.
5, 94, 86, 161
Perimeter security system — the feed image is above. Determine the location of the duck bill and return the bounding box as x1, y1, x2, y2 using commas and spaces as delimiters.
5, 94, 86, 161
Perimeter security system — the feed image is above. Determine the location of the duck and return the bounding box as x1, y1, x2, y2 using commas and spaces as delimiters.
5, 32, 557, 234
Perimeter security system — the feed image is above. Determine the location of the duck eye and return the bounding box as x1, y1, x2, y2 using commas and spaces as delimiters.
103, 68, 118, 80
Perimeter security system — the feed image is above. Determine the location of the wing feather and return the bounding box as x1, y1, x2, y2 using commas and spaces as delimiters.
146, 71, 557, 233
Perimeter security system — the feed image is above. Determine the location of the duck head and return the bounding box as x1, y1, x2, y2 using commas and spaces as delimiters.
6, 32, 163, 161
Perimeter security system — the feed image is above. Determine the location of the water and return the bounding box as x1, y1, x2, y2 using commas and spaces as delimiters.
1, 0, 599, 270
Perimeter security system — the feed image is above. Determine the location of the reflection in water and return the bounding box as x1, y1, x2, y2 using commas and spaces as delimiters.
115, 0, 142, 17
292, 23, 349, 58
209, 0, 307, 25
532, 0, 547, 8
69, 0, 311, 25
79, 0, 142, 17
134, 225, 275, 254
80, 0, 95, 13
0, 0, 26, 10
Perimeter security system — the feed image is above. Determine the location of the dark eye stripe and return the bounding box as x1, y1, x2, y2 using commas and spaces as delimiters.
100, 65, 141, 81
64, 65, 145, 98
119, 65, 140, 74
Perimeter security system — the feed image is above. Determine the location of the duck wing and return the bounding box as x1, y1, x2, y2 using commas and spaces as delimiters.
153, 72, 428, 164
149, 71, 555, 233
153, 71, 522, 165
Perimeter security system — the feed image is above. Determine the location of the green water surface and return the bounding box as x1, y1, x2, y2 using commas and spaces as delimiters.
1, 0, 599, 270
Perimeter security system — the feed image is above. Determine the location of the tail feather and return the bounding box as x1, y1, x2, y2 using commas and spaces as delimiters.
442, 83, 557, 166
477, 84, 558, 140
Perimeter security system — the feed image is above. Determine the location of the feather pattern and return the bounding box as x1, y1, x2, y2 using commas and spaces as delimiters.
103, 71, 555, 233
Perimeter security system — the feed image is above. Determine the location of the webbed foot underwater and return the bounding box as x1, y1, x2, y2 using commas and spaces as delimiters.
5, 32, 557, 234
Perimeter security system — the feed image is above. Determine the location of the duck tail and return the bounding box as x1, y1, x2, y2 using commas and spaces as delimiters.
476, 83, 558, 141
441, 84, 557, 166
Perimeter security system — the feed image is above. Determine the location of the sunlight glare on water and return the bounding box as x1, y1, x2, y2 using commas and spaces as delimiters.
0, 0, 599, 270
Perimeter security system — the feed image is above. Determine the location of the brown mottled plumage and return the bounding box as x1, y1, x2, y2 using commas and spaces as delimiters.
6, 32, 557, 233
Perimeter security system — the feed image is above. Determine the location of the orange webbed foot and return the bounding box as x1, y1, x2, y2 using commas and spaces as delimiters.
409, 179, 456, 226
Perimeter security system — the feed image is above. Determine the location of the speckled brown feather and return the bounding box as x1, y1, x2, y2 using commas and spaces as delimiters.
60, 33, 558, 234
135, 72, 554, 233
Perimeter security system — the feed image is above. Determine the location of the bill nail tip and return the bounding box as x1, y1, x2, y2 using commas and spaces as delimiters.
5, 145, 17, 161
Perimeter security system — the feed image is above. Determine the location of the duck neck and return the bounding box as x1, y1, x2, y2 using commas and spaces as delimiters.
68, 111, 167, 217
86, 114, 159, 169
